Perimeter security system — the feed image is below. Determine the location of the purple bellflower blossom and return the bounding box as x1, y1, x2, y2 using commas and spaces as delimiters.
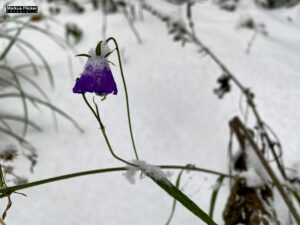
73, 44, 118, 96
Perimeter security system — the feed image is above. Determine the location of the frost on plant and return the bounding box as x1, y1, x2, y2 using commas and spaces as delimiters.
124, 160, 171, 184
73, 44, 118, 96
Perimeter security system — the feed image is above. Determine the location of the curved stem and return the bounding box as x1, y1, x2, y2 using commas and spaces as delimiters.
82, 94, 135, 167
0, 165, 234, 197
106, 37, 139, 160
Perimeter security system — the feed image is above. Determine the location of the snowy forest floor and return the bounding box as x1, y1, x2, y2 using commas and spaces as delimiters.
1, 0, 300, 224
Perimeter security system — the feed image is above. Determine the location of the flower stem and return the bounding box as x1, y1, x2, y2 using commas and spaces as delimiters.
82, 94, 135, 167
0, 165, 234, 197
106, 37, 139, 161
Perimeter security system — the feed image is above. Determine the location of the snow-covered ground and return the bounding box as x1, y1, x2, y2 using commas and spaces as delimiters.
1, 0, 300, 224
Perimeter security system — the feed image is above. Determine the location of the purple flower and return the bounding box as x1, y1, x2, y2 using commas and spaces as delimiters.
73, 48, 118, 96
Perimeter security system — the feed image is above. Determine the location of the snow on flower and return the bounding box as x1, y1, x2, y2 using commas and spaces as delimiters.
73, 45, 118, 96
123, 160, 171, 184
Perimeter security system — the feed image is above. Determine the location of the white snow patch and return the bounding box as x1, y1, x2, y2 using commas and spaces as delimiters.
123, 160, 170, 184
82, 42, 111, 73
245, 141, 269, 185
240, 167, 265, 187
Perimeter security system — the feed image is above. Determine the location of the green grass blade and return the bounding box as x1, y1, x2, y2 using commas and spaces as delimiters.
0, 34, 54, 87
209, 175, 225, 219
165, 169, 184, 225
0, 92, 83, 132
6, 19, 78, 77
15, 43, 39, 75
0, 167, 126, 196
14, 69, 58, 127
0, 77, 14, 87
0, 126, 35, 152
0, 78, 41, 131
148, 174, 217, 225
0, 65, 29, 137
0, 21, 27, 60
0, 114, 42, 131
0, 118, 12, 131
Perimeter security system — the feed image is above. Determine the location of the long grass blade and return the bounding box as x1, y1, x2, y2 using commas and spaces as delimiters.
6, 19, 78, 77
0, 77, 41, 131
148, 174, 217, 225
209, 175, 225, 219
0, 114, 41, 131
0, 118, 12, 131
0, 65, 29, 137
14, 70, 58, 127
0, 164, 233, 198
15, 43, 38, 75
165, 169, 184, 225
0, 126, 35, 152
0, 34, 54, 87
0, 92, 83, 132
0, 21, 28, 60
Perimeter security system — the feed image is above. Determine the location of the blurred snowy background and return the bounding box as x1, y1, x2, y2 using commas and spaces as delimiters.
0, 0, 300, 224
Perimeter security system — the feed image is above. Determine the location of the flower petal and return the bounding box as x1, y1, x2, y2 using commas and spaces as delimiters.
73, 57, 118, 95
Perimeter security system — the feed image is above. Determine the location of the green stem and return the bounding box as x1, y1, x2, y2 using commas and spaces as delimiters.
0, 165, 234, 197
82, 94, 135, 167
0, 167, 126, 197
106, 37, 139, 160
159, 165, 234, 178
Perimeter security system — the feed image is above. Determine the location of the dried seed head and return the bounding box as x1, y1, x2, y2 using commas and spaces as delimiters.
0, 145, 18, 162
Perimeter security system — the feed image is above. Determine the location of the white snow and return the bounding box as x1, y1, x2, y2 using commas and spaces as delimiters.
124, 160, 170, 184
0, 0, 300, 224
244, 141, 270, 185
83, 45, 110, 72
240, 167, 266, 187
